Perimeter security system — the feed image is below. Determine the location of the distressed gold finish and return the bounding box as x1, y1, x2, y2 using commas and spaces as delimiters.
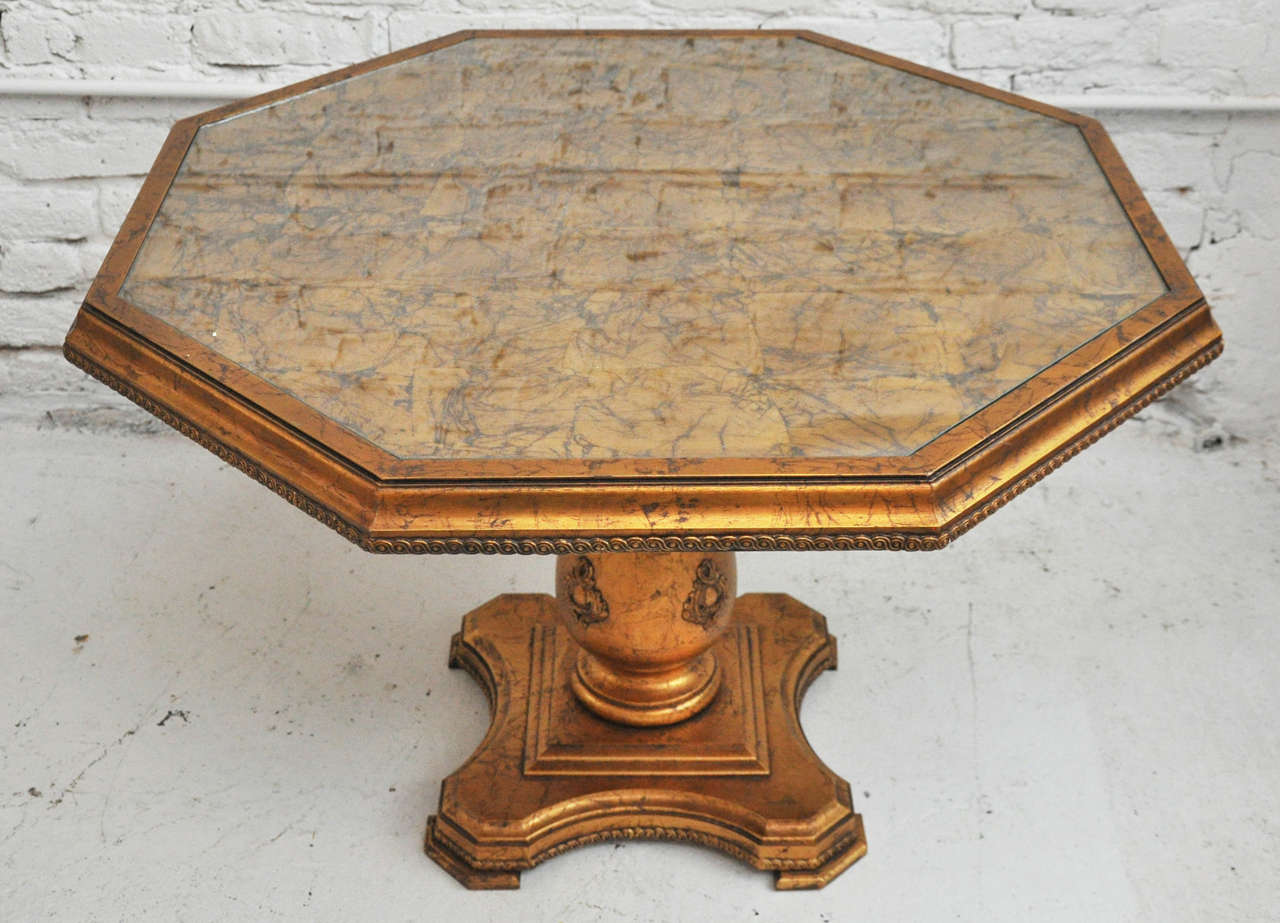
558, 551, 736, 726
63, 29, 1223, 891
425, 585, 865, 889
61, 31, 1222, 548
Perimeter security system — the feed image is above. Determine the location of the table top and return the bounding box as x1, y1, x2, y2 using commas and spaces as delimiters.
65, 30, 1222, 552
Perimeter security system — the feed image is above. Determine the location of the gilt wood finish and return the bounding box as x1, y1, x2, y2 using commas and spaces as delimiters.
63, 30, 1222, 553
556, 551, 737, 726
63, 28, 1225, 894
424, 590, 865, 890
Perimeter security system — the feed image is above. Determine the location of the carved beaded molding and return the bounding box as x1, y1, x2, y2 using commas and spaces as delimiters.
430, 813, 859, 873
65, 338, 1222, 555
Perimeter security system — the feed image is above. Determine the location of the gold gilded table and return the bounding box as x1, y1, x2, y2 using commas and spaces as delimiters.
63, 31, 1223, 890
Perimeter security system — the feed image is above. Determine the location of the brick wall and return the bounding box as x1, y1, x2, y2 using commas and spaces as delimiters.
1, 1, 1276, 444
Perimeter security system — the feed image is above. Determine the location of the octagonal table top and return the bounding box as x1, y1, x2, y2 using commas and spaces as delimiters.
64, 30, 1222, 553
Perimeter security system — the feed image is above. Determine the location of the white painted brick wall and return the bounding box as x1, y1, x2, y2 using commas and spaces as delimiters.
0, 185, 94, 239
191, 12, 383, 67
0, 239, 81, 292
0, 0, 1276, 92
0, 1, 1276, 444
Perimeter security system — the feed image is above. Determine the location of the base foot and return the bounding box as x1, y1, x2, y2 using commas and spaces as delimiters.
775, 813, 869, 889
424, 816, 521, 889
424, 592, 865, 889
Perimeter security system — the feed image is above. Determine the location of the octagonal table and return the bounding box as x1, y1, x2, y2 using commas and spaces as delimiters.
64, 30, 1222, 889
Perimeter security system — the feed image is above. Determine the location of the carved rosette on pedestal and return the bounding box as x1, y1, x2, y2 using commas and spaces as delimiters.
424, 551, 867, 889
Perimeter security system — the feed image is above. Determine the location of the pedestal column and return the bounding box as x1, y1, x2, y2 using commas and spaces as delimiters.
556, 551, 736, 727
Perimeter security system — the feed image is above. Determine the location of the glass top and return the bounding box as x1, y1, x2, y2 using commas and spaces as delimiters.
120, 34, 1166, 461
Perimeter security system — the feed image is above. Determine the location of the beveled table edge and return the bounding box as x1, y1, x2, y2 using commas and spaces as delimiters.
62, 301, 1221, 553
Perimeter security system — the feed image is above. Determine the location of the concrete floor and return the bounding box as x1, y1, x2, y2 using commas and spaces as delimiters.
2, 408, 1278, 922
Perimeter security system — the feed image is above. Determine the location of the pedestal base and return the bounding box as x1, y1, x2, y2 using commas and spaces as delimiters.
425, 592, 866, 889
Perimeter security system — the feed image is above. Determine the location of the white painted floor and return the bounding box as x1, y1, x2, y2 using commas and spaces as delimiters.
2, 413, 1278, 922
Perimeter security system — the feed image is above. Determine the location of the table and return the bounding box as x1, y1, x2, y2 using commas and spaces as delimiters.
63, 30, 1223, 890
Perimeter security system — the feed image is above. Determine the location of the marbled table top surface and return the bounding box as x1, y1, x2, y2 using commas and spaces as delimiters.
120, 34, 1166, 462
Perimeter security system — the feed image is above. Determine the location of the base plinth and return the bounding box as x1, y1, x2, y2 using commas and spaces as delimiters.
424, 592, 866, 889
